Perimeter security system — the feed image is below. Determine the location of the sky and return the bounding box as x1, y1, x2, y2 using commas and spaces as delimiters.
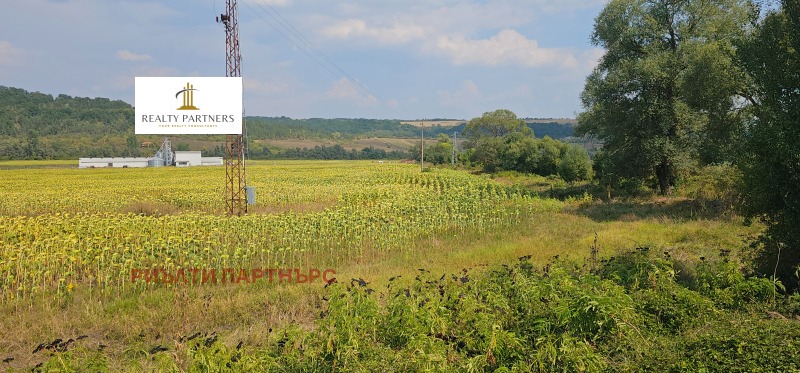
0, 0, 608, 120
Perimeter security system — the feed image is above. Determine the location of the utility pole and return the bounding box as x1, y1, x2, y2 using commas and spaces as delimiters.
452, 131, 457, 165
218, 0, 246, 216
420, 119, 425, 172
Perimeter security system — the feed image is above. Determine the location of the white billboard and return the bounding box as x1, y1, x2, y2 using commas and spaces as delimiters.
135, 77, 242, 134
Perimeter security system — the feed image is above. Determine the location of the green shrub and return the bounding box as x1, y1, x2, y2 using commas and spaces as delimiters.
37, 252, 800, 371
668, 317, 800, 372
681, 163, 742, 212
634, 283, 716, 333
695, 259, 778, 309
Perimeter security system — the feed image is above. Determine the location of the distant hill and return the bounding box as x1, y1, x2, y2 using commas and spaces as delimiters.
0, 86, 578, 160
246, 116, 421, 139
0, 86, 138, 159
0, 86, 134, 139
524, 121, 575, 139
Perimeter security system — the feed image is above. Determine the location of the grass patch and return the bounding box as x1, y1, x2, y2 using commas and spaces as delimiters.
0, 204, 761, 370
15, 250, 799, 371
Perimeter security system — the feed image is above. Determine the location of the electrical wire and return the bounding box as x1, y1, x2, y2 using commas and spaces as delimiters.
249, 1, 378, 102
235, 1, 428, 134
240, 1, 383, 106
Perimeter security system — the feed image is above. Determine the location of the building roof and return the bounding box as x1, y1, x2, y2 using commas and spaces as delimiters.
78, 157, 153, 162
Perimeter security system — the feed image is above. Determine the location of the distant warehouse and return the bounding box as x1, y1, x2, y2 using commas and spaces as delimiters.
79, 139, 223, 169
79, 157, 151, 168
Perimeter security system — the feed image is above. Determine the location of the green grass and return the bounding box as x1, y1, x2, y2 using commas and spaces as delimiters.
0, 160, 775, 371
0, 206, 760, 370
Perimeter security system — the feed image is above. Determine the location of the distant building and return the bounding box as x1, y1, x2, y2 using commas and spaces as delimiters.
173, 151, 223, 167
175, 151, 202, 167
78, 157, 151, 168
201, 157, 224, 166
78, 139, 223, 169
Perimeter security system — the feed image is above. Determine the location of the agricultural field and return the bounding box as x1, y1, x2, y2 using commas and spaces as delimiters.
0, 160, 796, 371
0, 161, 560, 301
400, 120, 466, 128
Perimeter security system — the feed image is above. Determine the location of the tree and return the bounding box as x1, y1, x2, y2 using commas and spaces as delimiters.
738, 1, 800, 290
532, 137, 562, 176
426, 134, 454, 165
464, 109, 532, 171
126, 133, 139, 156
472, 137, 505, 172
576, 0, 756, 195
559, 145, 594, 183
463, 109, 531, 141
500, 133, 539, 173
461, 109, 593, 177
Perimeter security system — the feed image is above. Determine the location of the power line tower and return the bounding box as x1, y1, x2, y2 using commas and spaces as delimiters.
218, 0, 246, 215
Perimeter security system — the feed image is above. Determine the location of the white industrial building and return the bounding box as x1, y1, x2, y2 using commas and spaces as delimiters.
175, 151, 201, 167
174, 151, 223, 167
201, 157, 224, 166
79, 139, 223, 169
78, 157, 151, 168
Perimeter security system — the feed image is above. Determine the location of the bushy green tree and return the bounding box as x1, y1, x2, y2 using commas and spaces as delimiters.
577, 0, 756, 195
738, 1, 800, 290
463, 109, 592, 181
532, 137, 562, 176
426, 134, 454, 165
463, 109, 531, 140
500, 133, 539, 173
559, 145, 594, 183
472, 137, 505, 172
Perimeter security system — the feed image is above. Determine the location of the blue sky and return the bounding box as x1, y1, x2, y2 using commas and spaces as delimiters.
0, 0, 607, 120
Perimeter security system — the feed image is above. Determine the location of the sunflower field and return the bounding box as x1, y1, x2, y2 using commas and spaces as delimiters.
0, 160, 561, 300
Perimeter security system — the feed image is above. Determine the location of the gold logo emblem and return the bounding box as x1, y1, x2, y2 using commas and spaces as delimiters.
176, 82, 199, 110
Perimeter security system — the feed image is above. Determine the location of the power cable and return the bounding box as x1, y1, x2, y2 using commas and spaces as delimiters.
240, 1, 384, 107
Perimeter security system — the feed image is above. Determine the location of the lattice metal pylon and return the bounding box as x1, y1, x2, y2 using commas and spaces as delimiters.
219, 0, 246, 215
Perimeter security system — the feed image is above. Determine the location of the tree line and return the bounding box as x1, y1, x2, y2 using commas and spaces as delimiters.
0, 88, 580, 160
414, 110, 594, 183
245, 117, 576, 140
248, 143, 408, 160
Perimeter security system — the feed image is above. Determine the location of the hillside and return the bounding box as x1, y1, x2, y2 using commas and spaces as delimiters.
0, 86, 578, 160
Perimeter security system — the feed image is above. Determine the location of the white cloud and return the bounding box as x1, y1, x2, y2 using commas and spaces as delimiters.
325, 78, 378, 106
582, 48, 605, 71
0, 0, 606, 118
133, 65, 181, 77
116, 50, 152, 62
315, 9, 590, 72
321, 19, 426, 44
438, 80, 482, 107
423, 3, 532, 34
433, 29, 579, 69
244, 77, 288, 95
311, 1, 605, 49
99, 65, 181, 92
0, 40, 23, 66
244, 0, 291, 7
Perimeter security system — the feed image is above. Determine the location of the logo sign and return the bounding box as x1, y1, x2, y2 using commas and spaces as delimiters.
135, 77, 242, 134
